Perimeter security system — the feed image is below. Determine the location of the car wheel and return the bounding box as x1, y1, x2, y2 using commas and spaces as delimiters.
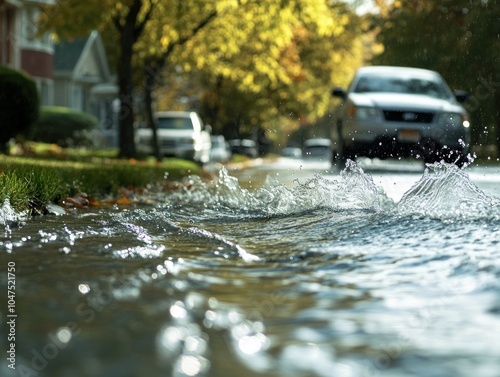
332, 122, 354, 169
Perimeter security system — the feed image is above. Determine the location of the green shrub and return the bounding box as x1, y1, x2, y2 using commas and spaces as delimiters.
0, 66, 40, 152
30, 106, 99, 148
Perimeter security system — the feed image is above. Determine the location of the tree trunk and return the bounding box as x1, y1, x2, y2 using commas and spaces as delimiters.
116, 0, 144, 159
117, 48, 136, 158
206, 75, 223, 132
141, 9, 218, 156
144, 63, 161, 160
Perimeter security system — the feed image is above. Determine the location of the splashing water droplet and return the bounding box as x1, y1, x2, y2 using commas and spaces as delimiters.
78, 283, 91, 295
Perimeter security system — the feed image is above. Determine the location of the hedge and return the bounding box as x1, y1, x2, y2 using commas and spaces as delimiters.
30, 106, 99, 148
0, 66, 39, 151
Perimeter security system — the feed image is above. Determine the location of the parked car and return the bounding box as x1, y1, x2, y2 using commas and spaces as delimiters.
210, 135, 232, 163
136, 111, 211, 164
303, 138, 332, 161
331, 66, 471, 166
228, 139, 258, 158
281, 147, 302, 159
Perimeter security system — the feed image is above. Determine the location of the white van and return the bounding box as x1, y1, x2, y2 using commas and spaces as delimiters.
136, 111, 211, 164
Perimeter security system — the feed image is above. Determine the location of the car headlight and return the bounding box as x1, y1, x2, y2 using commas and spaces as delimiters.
441, 112, 468, 127
348, 106, 380, 120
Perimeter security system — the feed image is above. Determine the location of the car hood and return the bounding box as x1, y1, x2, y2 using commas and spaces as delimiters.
349, 93, 464, 113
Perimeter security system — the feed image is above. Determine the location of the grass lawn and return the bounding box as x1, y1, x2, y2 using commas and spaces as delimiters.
0, 142, 207, 214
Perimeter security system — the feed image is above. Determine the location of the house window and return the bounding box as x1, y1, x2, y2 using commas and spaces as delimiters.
21, 6, 53, 52
23, 7, 38, 42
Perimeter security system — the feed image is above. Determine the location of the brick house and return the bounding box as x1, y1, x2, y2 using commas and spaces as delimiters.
0, 0, 54, 105
0, 0, 118, 146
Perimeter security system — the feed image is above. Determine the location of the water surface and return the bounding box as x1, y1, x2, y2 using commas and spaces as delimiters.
1, 162, 500, 377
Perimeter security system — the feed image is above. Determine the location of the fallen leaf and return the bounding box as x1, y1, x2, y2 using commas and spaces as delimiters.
116, 196, 132, 205
61, 193, 90, 208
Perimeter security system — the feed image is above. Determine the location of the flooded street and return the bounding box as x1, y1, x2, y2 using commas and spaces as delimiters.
1, 158, 500, 377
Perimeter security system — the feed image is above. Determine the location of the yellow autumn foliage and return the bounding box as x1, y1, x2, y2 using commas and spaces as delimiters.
39, 0, 369, 147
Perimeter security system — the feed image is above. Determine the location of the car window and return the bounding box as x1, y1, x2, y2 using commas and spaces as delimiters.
157, 117, 193, 130
354, 75, 450, 99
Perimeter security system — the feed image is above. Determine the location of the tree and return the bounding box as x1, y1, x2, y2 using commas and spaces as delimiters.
39, 0, 154, 158
114, 0, 153, 158
136, 1, 221, 160
154, 0, 366, 147
39, 0, 367, 155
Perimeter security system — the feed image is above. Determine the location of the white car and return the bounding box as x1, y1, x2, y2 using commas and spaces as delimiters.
331, 66, 471, 166
136, 111, 211, 164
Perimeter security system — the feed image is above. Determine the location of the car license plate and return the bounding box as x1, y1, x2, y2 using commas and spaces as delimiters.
398, 129, 421, 143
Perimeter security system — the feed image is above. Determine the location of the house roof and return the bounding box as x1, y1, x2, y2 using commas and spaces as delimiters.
54, 36, 89, 72
54, 30, 111, 81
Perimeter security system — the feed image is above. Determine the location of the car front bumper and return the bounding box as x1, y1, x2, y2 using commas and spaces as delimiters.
343, 118, 470, 154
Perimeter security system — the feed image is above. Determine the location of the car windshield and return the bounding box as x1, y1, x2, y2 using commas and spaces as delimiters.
353, 75, 450, 99
157, 117, 193, 130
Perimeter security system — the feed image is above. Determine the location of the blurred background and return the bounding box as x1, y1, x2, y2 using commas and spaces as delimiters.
1, 0, 498, 159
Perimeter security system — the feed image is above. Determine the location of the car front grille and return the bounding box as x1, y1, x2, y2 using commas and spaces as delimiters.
383, 110, 434, 123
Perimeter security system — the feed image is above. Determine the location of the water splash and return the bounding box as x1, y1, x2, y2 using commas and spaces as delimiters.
263, 160, 394, 214
0, 198, 26, 226
167, 162, 394, 216
397, 162, 500, 219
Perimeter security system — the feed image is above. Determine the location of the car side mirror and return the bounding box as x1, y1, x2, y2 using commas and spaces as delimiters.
332, 87, 347, 99
454, 90, 469, 103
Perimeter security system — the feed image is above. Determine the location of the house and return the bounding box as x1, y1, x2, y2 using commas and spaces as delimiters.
53, 30, 119, 147
0, 0, 54, 105
0, 0, 118, 146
